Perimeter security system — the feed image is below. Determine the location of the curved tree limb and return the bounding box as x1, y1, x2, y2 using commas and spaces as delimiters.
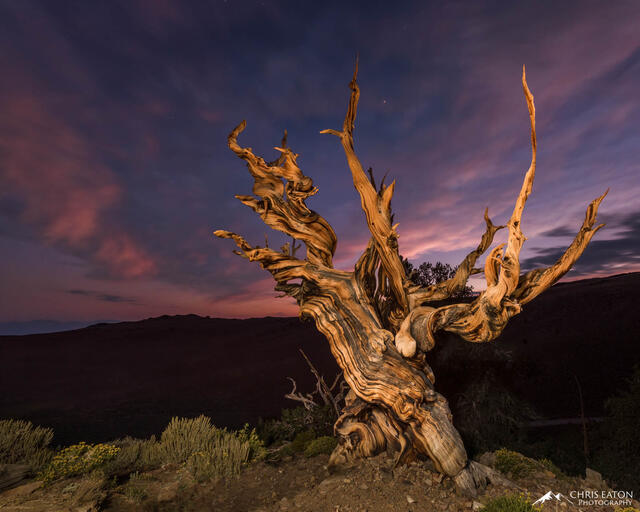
484, 64, 537, 307
228, 122, 337, 267
321, 58, 409, 327
512, 188, 608, 305
404, 65, 606, 350
213, 229, 312, 285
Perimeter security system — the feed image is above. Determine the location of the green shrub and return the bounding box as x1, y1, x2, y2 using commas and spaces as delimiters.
124, 484, 147, 502
481, 493, 541, 512
291, 429, 316, 452
455, 374, 538, 455
235, 423, 267, 461
258, 405, 336, 446
123, 471, 148, 502
494, 449, 537, 479
592, 366, 640, 493
0, 419, 54, 471
100, 436, 162, 477
185, 435, 250, 482
276, 443, 296, 458
154, 416, 252, 482
538, 457, 565, 478
38, 442, 120, 483
304, 436, 337, 457
158, 415, 223, 464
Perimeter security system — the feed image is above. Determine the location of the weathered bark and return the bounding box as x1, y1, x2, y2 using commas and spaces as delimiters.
214, 62, 607, 496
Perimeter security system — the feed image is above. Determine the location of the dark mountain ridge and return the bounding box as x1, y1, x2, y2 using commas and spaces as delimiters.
1, 272, 638, 446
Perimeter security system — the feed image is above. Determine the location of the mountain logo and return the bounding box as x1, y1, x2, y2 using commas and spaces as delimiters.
532, 491, 575, 506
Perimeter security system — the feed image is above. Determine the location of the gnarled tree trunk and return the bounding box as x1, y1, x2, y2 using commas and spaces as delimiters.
214, 61, 607, 496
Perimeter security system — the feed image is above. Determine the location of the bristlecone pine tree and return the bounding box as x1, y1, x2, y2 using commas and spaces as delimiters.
214, 61, 608, 496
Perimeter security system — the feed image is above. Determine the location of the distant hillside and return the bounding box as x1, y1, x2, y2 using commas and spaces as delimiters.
1, 272, 638, 445
0, 319, 112, 336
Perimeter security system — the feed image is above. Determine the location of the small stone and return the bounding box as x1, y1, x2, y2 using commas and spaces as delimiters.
359, 483, 368, 490
279, 497, 290, 510
407, 495, 416, 504
343, 477, 352, 483
472, 501, 484, 511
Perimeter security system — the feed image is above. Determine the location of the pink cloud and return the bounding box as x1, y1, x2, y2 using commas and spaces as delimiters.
96, 235, 157, 278
1, 94, 121, 244
0, 91, 156, 279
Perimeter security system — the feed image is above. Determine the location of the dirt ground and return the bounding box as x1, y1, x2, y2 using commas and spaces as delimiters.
2, 452, 639, 512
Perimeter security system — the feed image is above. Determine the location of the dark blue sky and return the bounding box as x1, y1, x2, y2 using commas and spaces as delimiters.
1, 0, 638, 333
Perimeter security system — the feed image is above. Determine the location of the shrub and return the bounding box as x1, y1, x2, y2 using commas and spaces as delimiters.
455, 374, 538, 455
291, 429, 316, 452
155, 416, 251, 482
99, 436, 162, 477
258, 405, 336, 446
123, 471, 148, 502
158, 415, 222, 464
538, 457, 565, 478
185, 435, 250, 482
0, 419, 54, 472
481, 493, 541, 512
235, 423, 267, 461
124, 483, 147, 502
494, 449, 537, 479
38, 442, 120, 483
590, 365, 640, 493
157, 416, 255, 466
304, 436, 337, 457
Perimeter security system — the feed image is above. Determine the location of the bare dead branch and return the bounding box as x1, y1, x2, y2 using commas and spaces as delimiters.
408, 66, 606, 349
321, 58, 409, 327
512, 188, 608, 304
283, 350, 347, 416
213, 229, 311, 285
285, 377, 318, 411
228, 121, 337, 267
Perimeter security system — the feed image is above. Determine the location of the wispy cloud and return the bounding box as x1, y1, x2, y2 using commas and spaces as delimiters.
522, 208, 640, 276
67, 289, 139, 304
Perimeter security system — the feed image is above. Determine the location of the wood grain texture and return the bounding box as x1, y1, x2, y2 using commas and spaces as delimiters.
214, 63, 607, 496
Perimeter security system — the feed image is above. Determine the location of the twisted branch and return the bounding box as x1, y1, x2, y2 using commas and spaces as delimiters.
228, 122, 337, 267
321, 58, 409, 328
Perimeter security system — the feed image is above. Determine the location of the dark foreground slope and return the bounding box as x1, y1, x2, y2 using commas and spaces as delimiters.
1, 272, 638, 445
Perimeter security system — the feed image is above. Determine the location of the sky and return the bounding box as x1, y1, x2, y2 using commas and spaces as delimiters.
1, 0, 639, 334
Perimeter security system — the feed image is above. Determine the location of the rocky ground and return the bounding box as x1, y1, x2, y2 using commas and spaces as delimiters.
2, 452, 639, 512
